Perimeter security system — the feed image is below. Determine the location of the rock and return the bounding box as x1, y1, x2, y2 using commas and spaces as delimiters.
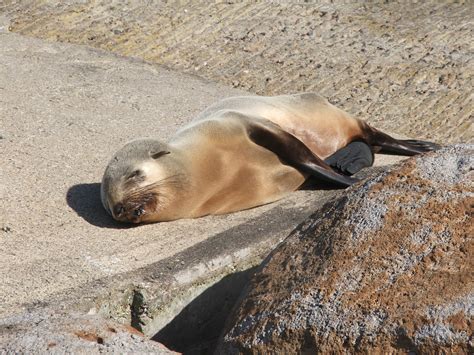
218, 145, 473, 354
0, 310, 176, 354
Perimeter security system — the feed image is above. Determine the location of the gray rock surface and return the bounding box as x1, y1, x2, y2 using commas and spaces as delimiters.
2, 1, 472, 143
0, 310, 176, 354
218, 145, 473, 354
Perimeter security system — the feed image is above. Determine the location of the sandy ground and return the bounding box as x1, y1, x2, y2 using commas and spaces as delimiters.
1, 1, 472, 143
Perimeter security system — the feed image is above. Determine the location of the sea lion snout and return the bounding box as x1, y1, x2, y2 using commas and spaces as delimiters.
112, 202, 146, 223
113, 202, 144, 221
111, 192, 158, 223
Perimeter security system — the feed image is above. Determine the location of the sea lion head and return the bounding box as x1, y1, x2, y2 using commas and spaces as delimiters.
101, 139, 186, 223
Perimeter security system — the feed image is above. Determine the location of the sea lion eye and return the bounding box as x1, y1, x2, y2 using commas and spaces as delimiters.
150, 150, 170, 159
127, 170, 142, 179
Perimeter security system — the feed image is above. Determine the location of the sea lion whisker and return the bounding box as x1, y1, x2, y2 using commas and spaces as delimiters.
124, 182, 177, 208
126, 175, 186, 198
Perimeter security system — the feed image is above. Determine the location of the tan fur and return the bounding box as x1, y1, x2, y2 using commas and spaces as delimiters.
193, 93, 361, 159
101, 93, 365, 223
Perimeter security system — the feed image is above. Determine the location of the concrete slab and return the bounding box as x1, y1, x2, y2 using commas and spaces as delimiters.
0, 32, 407, 348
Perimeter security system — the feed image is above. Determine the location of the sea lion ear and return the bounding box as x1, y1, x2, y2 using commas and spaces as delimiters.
150, 150, 170, 159
246, 118, 358, 188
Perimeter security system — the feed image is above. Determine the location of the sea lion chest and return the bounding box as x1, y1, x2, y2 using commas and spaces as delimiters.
170, 117, 305, 217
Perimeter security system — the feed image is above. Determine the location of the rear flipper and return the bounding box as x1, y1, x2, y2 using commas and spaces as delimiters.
325, 141, 374, 176
367, 128, 441, 156
380, 139, 441, 155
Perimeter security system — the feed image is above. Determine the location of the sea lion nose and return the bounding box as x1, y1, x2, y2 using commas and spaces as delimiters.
113, 203, 125, 217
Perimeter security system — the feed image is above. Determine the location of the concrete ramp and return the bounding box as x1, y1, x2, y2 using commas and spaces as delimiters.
0, 33, 406, 351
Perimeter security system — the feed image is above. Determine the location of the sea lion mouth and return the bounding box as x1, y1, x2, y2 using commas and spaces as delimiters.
126, 204, 145, 223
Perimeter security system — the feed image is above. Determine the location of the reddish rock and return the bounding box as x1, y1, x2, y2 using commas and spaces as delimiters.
218, 145, 473, 354
0, 310, 177, 354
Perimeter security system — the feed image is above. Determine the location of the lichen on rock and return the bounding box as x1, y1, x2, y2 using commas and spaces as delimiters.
218, 144, 473, 354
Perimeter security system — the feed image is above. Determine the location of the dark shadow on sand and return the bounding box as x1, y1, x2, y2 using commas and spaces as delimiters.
66, 183, 132, 229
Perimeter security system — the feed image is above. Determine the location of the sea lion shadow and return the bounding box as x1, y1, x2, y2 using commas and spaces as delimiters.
299, 179, 339, 191
66, 183, 132, 229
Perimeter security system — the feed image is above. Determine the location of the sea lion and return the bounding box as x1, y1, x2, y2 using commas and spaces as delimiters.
100, 93, 439, 223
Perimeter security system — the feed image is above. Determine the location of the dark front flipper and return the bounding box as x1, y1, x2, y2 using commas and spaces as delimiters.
325, 141, 374, 176
246, 120, 359, 188
367, 128, 442, 156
